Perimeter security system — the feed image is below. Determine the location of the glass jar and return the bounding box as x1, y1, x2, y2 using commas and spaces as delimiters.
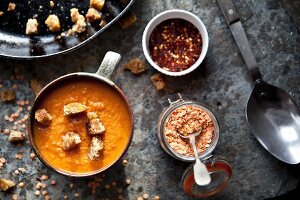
157, 94, 232, 197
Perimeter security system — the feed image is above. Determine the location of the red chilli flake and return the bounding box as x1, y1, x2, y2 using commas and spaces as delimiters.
149, 19, 202, 72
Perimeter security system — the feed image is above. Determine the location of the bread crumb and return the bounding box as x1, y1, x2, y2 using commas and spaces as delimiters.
150, 74, 165, 90
86, 8, 101, 22
88, 137, 104, 160
124, 58, 147, 75
26, 19, 38, 35
0, 178, 16, 191
64, 102, 87, 115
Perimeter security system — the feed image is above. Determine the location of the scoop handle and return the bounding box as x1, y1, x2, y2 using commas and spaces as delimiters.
96, 51, 121, 79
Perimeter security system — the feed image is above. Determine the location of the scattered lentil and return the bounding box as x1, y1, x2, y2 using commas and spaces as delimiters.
74, 193, 80, 198
30, 152, 36, 159
122, 159, 128, 167
12, 194, 18, 200
35, 190, 41, 196
50, 180, 56, 185
18, 182, 25, 188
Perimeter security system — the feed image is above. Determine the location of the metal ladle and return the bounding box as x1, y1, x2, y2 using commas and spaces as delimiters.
179, 128, 211, 185
218, 0, 300, 164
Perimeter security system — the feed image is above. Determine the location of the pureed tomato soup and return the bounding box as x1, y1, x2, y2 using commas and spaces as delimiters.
149, 18, 202, 72
32, 77, 132, 174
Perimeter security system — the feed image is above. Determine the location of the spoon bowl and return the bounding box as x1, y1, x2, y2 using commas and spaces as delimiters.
246, 80, 300, 164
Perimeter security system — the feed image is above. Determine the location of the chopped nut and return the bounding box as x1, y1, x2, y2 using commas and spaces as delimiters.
118, 13, 137, 29
87, 118, 105, 135
45, 14, 61, 32
15, 153, 23, 159
8, 130, 25, 142
150, 74, 166, 90
90, 0, 105, 11
35, 109, 52, 125
86, 8, 101, 22
1, 90, 15, 102
42, 190, 48, 196
70, 8, 86, 34
44, 195, 50, 200
124, 58, 147, 75
62, 132, 81, 150
64, 102, 87, 115
26, 19, 38, 35
7, 3, 16, 11
137, 197, 143, 200
87, 112, 98, 120
0, 178, 16, 191
88, 137, 104, 160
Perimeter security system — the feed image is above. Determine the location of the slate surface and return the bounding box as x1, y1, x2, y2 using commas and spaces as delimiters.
0, 0, 300, 199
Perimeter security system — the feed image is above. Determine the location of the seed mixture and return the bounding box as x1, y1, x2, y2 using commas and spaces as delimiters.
149, 18, 202, 72
164, 105, 214, 156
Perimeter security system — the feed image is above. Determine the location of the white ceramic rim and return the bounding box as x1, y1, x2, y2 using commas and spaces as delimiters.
142, 9, 209, 76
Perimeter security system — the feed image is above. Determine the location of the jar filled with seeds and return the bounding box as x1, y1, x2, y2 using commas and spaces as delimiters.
157, 93, 232, 198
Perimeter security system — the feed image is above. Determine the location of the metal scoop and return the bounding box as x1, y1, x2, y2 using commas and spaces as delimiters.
218, 0, 300, 164
179, 128, 211, 185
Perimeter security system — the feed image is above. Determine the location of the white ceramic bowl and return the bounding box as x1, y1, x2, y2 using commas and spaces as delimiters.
142, 9, 209, 76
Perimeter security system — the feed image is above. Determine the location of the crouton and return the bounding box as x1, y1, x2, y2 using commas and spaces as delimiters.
35, 109, 52, 125
90, 0, 105, 11
26, 19, 38, 35
88, 137, 103, 160
86, 8, 101, 22
7, 3, 16, 11
45, 14, 60, 32
70, 8, 87, 34
62, 132, 81, 150
150, 74, 166, 90
1, 90, 15, 102
124, 58, 147, 75
88, 118, 105, 135
64, 102, 87, 115
0, 178, 16, 192
8, 131, 25, 142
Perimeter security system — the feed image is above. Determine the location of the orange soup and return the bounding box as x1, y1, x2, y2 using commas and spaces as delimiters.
32, 77, 132, 174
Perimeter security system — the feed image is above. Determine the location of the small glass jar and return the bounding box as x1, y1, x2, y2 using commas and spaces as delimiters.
157, 94, 232, 197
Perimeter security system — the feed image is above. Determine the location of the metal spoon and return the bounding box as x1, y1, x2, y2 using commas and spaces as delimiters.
218, 0, 300, 164
179, 128, 211, 185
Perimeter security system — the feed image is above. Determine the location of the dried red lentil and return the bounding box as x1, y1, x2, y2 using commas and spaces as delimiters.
149, 19, 202, 72
164, 105, 214, 156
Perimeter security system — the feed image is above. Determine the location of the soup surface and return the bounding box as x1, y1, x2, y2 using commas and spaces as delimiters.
32, 77, 132, 174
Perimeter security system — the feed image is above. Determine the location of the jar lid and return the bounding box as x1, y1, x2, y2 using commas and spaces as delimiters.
181, 155, 232, 198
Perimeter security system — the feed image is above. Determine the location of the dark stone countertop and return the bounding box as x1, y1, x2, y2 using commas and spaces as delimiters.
1, 0, 300, 199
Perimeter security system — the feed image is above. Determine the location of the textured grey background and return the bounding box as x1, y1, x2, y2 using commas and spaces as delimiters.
1, 0, 300, 199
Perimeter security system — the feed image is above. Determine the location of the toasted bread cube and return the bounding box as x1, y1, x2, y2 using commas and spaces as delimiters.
8, 131, 25, 142
7, 3, 16, 11
90, 0, 105, 11
88, 118, 105, 135
62, 132, 81, 150
72, 18, 86, 33
86, 8, 101, 22
87, 112, 98, 120
35, 109, 52, 125
70, 8, 80, 22
88, 137, 103, 160
150, 74, 166, 90
0, 178, 16, 192
124, 58, 147, 75
45, 14, 60, 32
1, 90, 15, 102
26, 18, 38, 35
64, 102, 87, 115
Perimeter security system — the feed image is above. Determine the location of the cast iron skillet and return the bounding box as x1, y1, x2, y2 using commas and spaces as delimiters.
0, 0, 134, 59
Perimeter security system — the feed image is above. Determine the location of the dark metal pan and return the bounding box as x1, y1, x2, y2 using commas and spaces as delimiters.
0, 0, 134, 59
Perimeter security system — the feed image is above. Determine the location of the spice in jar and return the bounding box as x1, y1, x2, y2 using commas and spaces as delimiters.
149, 19, 202, 72
164, 105, 214, 156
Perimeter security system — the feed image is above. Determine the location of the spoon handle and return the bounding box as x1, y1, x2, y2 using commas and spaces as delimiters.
218, 0, 262, 82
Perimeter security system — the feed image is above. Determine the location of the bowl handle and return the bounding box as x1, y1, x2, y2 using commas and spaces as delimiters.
95, 51, 121, 79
